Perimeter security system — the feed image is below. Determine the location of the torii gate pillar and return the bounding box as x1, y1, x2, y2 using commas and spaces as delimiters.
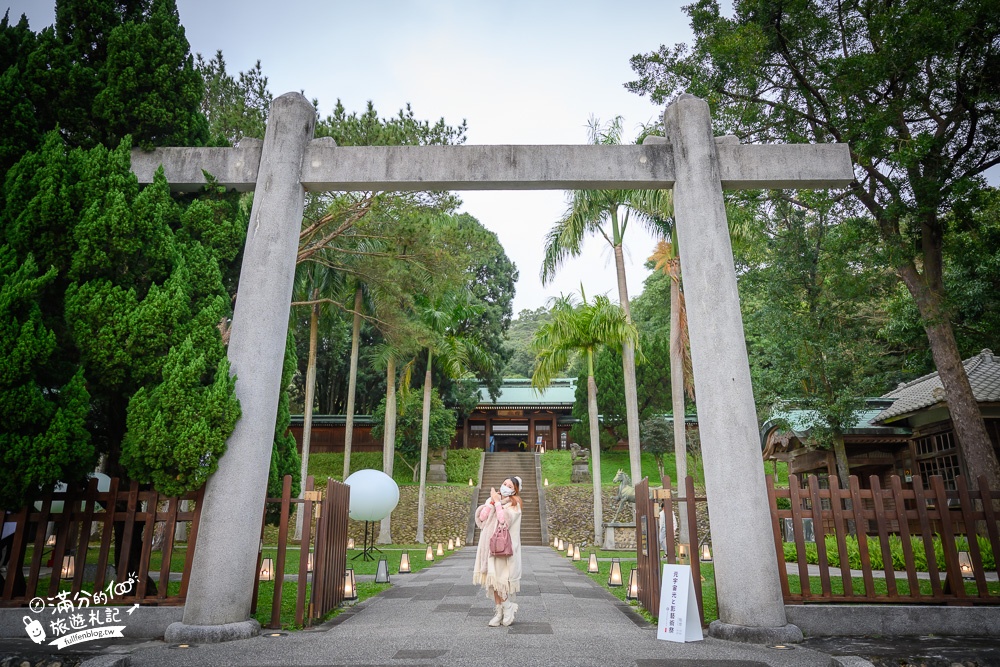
664, 95, 801, 643
165, 93, 315, 644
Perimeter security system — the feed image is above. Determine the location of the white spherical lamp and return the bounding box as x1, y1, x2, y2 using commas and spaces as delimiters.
344, 469, 400, 521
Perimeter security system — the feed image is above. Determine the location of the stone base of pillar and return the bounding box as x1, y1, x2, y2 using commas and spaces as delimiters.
707, 620, 803, 644
427, 462, 447, 483
164, 619, 260, 644
603, 525, 615, 550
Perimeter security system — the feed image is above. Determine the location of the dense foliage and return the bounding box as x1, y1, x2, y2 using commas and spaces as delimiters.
371, 388, 456, 481
627, 0, 1000, 485
0, 0, 237, 504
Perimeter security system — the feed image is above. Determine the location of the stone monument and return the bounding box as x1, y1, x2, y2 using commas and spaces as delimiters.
569, 443, 590, 482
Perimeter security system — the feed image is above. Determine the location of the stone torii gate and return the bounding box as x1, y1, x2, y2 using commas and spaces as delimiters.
131, 92, 852, 644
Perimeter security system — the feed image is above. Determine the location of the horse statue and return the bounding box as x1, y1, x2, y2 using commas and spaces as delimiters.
610, 469, 636, 522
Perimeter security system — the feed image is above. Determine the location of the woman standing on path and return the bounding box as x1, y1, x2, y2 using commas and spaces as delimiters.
473, 476, 522, 627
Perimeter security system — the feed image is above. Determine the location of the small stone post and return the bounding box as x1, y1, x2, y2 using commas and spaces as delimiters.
165, 92, 315, 644
663, 95, 801, 644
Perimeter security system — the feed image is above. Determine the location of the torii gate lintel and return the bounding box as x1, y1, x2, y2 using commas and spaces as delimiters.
132, 139, 851, 193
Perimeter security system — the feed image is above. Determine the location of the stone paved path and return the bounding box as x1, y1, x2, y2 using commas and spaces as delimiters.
124, 546, 835, 667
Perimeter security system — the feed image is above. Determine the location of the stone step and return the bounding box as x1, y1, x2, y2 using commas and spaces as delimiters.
472, 452, 544, 546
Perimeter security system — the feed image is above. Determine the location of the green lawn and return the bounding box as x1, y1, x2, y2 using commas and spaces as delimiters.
541, 450, 704, 487
541, 451, 786, 489
568, 549, 719, 626
253, 548, 457, 629
305, 450, 482, 488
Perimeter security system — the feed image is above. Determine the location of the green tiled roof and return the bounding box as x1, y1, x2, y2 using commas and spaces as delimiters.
476, 378, 577, 407
761, 398, 911, 445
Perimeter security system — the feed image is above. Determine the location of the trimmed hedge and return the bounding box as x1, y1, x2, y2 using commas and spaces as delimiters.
783, 534, 995, 572
445, 449, 481, 484
308, 450, 483, 487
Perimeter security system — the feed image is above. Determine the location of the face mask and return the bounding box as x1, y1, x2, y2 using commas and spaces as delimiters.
500, 486, 514, 497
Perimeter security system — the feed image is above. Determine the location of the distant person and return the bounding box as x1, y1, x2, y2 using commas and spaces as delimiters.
489, 435, 496, 453
473, 476, 523, 626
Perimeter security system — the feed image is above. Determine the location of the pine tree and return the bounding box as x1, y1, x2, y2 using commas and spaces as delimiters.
123, 336, 238, 497
0, 245, 92, 507
94, 0, 207, 149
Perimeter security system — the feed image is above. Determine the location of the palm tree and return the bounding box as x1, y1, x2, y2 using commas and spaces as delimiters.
413, 291, 495, 544
541, 116, 672, 486
290, 260, 344, 541
341, 282, 366, 479
649, 237, 694, 545
370, 304, 424, 545
531, 290, 639, 547
647, 201, 757, 544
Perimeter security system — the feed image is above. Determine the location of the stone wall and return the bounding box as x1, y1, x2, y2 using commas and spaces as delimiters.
544, 485, 711, 550
349, 485, 473, 544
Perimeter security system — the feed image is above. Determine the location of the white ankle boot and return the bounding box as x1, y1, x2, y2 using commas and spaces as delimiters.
500, 599, 518, 626
488, 603, 504, 627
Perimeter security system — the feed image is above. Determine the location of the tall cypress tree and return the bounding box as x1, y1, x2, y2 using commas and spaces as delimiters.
0, 0, 240, 503
0, 246, 92, 508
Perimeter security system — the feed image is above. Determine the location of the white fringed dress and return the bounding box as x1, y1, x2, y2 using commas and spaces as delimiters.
472, 498, 522, 597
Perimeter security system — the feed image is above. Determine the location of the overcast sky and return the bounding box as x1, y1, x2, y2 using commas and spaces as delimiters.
6, 0, 707, 314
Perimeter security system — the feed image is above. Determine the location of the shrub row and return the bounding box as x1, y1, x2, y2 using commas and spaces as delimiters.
309, 450, 482, 486
783, 534, 995, 572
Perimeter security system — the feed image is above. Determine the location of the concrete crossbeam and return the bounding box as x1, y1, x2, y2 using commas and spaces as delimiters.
131, 142, 853, 192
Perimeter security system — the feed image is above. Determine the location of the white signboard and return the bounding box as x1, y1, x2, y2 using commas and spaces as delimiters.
657, 564, 704, 643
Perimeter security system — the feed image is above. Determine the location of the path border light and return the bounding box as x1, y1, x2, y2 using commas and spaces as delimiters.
425, 545, 434, 561
258, 556, 274, 582
588, 552, 599, 573
573, 545, 581, 561
608, 558, 623, 587
566, 543, 574, 559
958, 551, 974, 579
375, 557, 391, 584
700, 542, 713, 562
399, 551, 411, 574
627, 568, 639, 600
343, 568, 357, 600
60, 555, 75, 580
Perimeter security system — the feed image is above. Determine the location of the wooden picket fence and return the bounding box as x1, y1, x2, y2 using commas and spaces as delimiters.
1, 474, 351, 626
632, 475, 713, 625
768, 473, 1000, 605
249, 475, 350, 627
0, 478, 202, 606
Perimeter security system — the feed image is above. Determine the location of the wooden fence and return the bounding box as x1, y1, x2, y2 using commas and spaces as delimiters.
249, 475, 350, 627
768, 473, 1000, 605
0, 478, 202, 606
632, 475, 712, 625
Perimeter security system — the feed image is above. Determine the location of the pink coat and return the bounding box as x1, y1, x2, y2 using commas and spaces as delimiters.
473, 498, 522, 597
